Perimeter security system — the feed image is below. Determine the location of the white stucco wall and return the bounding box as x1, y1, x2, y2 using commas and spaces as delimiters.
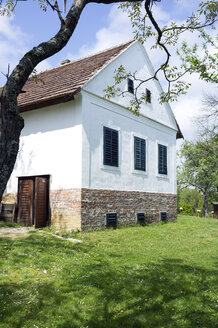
5, 41, 178, 196
84, 41, 178, 132
6, 95, 82, 193
82, 91, 177, 194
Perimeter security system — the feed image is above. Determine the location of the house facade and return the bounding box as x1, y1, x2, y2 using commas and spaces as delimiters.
4, 40, 182, 230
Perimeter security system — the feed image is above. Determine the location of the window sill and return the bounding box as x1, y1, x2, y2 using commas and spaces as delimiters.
156, 174, 169, 179
101, 165, 121, 173
132, 169, 148, 176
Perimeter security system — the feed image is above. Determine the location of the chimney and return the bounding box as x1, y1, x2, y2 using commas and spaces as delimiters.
60, 59, 70, 65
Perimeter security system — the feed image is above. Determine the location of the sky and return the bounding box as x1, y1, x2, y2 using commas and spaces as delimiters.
0, 0, 217, 145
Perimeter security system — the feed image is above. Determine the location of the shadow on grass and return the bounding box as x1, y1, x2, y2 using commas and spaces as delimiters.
0, 234, 217, 328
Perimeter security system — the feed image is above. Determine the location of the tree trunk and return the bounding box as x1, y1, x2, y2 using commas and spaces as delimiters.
203, 185, 209, 217
0, 87, 24, 201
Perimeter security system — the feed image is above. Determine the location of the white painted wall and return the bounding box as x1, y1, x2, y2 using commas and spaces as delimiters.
6, 95, 82, 193
84, 41, 178, 132
6, 41, 178, 196
82, 91, 177, 194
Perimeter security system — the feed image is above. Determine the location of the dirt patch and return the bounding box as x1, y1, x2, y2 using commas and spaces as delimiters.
0, 227, 35, 239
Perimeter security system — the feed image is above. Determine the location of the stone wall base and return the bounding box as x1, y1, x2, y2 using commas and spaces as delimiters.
81, 188, 177, 231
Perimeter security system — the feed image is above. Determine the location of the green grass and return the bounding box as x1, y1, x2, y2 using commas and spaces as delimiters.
0, 221, 27, 228
0, 215, 217, 328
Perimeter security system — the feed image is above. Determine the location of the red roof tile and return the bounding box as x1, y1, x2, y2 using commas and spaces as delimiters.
9, 40, 134, 112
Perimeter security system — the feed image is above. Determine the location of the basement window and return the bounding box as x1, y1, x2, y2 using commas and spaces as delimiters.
137, 213, 145, 225
106, 213, 117, 228
160, 212, 167, 222
127, 78, 134, 94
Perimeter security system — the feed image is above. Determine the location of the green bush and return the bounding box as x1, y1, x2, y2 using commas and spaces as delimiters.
178, 201, 194, 216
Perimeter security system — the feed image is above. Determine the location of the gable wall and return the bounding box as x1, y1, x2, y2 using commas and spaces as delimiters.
81, 91, 177, 194
84, 41, 178, 132
6, 96, 83, 194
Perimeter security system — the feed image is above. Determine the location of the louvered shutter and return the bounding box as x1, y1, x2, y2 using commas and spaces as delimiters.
158, 144, 167, 174
103, 127, 118, 167
134, 137, 146, 171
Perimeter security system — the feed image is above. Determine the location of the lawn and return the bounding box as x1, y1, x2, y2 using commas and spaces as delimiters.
0, 216, 217, 328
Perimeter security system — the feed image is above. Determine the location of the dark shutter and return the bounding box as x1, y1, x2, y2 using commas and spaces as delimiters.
146, 88, 151, 103
127, 78, 134, 94
106, 213, 117, 228
103, 127, 118, 167
158, 144, 167, 175
134, 137, 146, 171
160, 212, 167, 221
137, 213, 145, 225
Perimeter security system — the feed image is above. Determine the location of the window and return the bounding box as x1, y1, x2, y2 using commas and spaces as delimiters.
137, 213, 145, 225
134, 136, 146, 171
160, 212, 167, 221
127, 78, 134, 94
158, 144, 167, 175
106, 213, 117, 228
145, 88, 151, 103
103, 127, 119, 167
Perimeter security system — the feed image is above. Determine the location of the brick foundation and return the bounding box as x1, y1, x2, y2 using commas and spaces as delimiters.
81, 188, 177, 231
50, 189, 81, 231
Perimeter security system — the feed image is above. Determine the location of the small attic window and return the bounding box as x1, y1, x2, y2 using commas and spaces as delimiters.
145, 88, 151, 103
127, 78, 134, 94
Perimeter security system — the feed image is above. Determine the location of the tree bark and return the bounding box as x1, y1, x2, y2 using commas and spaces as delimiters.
203, 185, 209, 217
0, 0, 88, 202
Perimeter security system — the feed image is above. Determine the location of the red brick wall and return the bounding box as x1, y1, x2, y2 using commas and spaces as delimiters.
50, 189, 81, 230
81, 188, 177, 231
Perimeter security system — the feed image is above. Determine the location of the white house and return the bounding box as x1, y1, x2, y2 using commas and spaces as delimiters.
4, 40, 183, 230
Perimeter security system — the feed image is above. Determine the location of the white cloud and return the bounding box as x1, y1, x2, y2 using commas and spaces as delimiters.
35, 60, 52, 73
0, 15, 51, 86
0, 16, 29, 85
67, 5, 133, 60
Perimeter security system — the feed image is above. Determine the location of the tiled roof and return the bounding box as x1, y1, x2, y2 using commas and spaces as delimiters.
11, 40, 134, 112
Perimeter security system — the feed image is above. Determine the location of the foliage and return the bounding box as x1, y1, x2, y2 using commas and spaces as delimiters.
196, 91, 218, 138
178, 188, 204, 215
105, 0, 218, 111
0, 216, 218, 328
178, 136, 218, 216
178, 200, 194, 216
178, 137, 218, 193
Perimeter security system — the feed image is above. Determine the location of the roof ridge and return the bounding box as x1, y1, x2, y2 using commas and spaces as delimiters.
35, 40, 135, 76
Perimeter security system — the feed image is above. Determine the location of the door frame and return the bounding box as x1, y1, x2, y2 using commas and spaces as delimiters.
17, 175, 50, 227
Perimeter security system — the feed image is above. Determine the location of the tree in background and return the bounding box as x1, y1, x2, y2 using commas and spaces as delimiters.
196, 91, 218, 139
0, 0, 217, 202
178, 136, 218, 217
177, 188, 204, 216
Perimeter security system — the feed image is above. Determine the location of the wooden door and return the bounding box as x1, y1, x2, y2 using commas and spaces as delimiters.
34, 176, 49, 228
17, 178, 34, 225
